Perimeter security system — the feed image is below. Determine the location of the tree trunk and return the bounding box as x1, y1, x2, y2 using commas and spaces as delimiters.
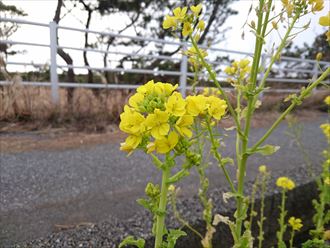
53, 0, 75, 111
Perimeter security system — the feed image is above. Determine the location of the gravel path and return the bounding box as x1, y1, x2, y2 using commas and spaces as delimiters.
0, 114, 328, 247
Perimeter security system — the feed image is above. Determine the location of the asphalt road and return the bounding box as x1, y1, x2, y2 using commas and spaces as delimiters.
0, 114, 328, 246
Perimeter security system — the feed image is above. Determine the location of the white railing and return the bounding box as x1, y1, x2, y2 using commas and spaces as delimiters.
0, 17, 329, 104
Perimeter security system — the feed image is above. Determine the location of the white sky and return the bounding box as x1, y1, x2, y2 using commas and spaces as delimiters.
1, 0, 329, 74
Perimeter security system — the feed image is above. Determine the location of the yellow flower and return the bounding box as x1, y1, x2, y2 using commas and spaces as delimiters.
168, 184, 176, 191
190, 4, 202, 16
238, 59, 250, 69
154, 132, 179, 154
120, 134, 142, 153
166, 92, 186, 116
276, 177, 295, 190
259, 165, 267, 173
206, 96, 227, 120
310, 0, 324, 12
324, 96, 330, 105
119, 105, 145, 135
145, 109, 170, 139
163, 15, 177, 30
197, 20, 205, 31
185, 46, 208, 58
316, 52, 323, 61
288, 217, 303, 231
319, 11, 330, 26
224, 66, 237, 75
182, 22, 192, 37
326, 31, 330, 42
186, 95, 207, 116
286, 4, 294, 16
173, 7, 187, 21
203, 87, 220, 96
324, 177, 330, 185
129, 92, 144, 111
137, 80, 155, 94
320, 123, 330, 139
163, 83, 178, 96
175, 115, 194, 137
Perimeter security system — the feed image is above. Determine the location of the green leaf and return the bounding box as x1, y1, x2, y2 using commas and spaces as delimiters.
249, 145, 280, 156
119, 236, 145, 248
221, 157, 234, 166
167, 169, 189, 184
166, 229, 187, 248
150, 153, 163, 169
136, 198, 151, 211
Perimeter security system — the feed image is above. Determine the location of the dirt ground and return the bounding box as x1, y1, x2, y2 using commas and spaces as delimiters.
0, 109, 326, 154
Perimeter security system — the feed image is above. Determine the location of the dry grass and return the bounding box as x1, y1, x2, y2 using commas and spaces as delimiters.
0, 78, 132, 131
0, 74, 328, 133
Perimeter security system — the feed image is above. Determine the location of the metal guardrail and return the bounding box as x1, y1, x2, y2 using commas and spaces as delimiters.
0, 17, 329, 104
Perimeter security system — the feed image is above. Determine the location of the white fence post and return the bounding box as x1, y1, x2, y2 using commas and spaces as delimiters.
180, 43, 188, 97
49, 21, 59, 105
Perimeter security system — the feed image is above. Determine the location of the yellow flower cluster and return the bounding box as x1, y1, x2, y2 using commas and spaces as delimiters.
202, 87, 221, 97
259, 165, 267, 173
281, 0, 324, 17
119, 80, 227, 154
288, 217, 303, 231
324, 96, 330, 105
319, 12, 330, 41
276, 177, 296, 190
320, 123, 330, 140
184, 46, 208, 67
309, 0, 324, 13
224, 59, 251, 84
162, 4, 205, 38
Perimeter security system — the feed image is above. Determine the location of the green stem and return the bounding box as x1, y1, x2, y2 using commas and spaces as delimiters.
315, 182, 325, 235
277, 189, 287, 245
249, 175, 259, 229
154, 166, 171, 248
235, 0, 270, 238
236, 82, 242, 171
289, 229, 295, 248
249, 0, 266, 89
258, 173, 268, 248
170, 188, 204, 240
250, 67, 330, 153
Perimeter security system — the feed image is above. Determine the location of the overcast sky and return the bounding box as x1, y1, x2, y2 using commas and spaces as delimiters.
2, 0, 329, 73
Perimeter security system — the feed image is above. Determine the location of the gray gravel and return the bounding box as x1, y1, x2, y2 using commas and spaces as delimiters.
0, 114, 328, 247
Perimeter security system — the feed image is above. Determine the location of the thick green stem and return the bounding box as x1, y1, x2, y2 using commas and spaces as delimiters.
250, 67, 330, 153
154, 167, 170, 248
235, 0, 270, 238
249, 0, 266, 89
277, 190, 287, 245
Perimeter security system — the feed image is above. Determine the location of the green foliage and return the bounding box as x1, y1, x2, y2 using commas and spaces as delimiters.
163, 229, 187, 248
119, 236, 145, 248
248, 145, 280, 156
302, 239, 330, 248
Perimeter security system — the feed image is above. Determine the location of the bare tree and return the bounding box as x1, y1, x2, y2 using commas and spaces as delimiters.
53, 0, 75, 110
